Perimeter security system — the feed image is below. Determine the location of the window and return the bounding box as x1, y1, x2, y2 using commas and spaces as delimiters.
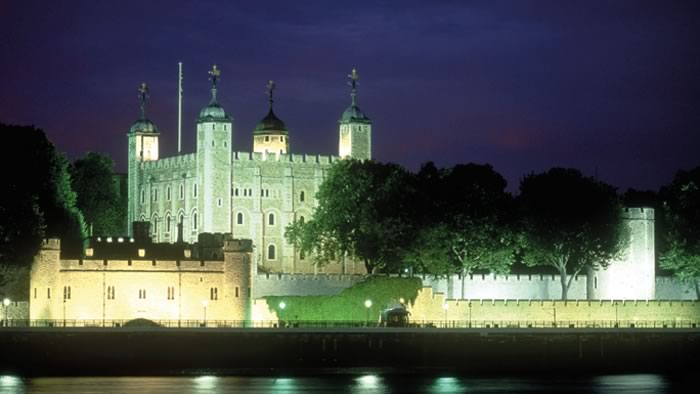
235, 287, 239, 298
107, 286, 115, 300
300, 191, 305, 202
299, 216, 305, 225
265, 189, 269, 198
300, 249, 305, 260
34, 288, 37, 299
193, 183, 198, 198
140, 190, 145, 204
166, 214, 171, 233
224, 125, 227, 131
210, 287, 218, 301
268, 244, 276, 260
193, 212, 198, 230
166, 186, 171, 201
212, 140, 215, 147
233, 188, 238, 197
213, 124, 216, 131
167, 286, 175, 300
63, 286, 71, 300
138, 289, 147, 299
153, 216, 159, 235
217, 198, 222, 207
268, 213, 275, 226
47, 288, 51, 299
179, 184, 184, 200
153, 188, 158, 202
237, 212, 243, 225
223, 141, 227, 148
200, 261, 205, 267
281, 136, 285, 142
265, 136, 270, 142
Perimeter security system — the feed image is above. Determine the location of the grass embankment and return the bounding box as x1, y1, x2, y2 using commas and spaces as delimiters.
264, 276, 422, 321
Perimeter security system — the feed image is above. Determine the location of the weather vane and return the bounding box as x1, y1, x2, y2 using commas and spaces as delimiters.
348, 68, 359, 104
266, 80, 276, 108
208, 64, 221, 88
138, 82, 149, 119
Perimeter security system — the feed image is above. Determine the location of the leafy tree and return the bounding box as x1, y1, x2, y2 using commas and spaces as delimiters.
517, 168, 628, 300
659, 167, 700, 299
286, 159, 414, 274
406, 163, 518, 293
71, 152, 126, 236
0, 123, 86, 280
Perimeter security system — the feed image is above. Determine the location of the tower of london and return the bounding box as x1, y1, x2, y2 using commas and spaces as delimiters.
127, 66, 370, 275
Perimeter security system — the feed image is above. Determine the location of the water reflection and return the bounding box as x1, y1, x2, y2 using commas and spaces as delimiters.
0, 373, 683, 394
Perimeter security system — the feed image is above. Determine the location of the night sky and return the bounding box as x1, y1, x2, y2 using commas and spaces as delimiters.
1, 0, 698, 192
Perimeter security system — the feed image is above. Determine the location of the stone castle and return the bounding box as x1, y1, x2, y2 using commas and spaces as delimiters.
127, 66, 369, 275
22, 65, 696, 325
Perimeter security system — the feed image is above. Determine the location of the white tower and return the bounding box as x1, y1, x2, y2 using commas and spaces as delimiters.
127, 83, 160, 236
196, 64, 233, 234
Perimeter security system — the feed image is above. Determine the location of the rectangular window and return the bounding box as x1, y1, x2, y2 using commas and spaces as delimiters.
235, 287, 239, 298
63, 286, 71, 300
107, 286, 115, 300
153, 188, 158, 202
193, 183, 198, 198
47, 288, 51, 299
34, 288, 37, 299
138, 289, 147, 299
167, 286, 175, 300
210, 287, 218, 300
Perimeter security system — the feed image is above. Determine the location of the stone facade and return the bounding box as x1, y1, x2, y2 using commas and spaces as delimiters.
127, 68, 371, 275
29, 239, 253, 323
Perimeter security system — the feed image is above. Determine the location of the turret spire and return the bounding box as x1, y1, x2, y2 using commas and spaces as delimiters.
138, 82, 149, 119
348, 68, 359, 106
208, 64, 221, 102
266, 80, 276, 110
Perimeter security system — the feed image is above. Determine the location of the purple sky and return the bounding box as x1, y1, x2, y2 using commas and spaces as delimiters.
1, 0, 698, 192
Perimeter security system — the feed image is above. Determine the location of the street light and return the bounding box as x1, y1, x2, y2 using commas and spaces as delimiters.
468, 301, 472, 328
364, 299, 372, 326
279, 301, 286, 310
2, 298, 9, 327
202, 300, 208, 327
614, 301, 619, 328
442, 303, 449, 327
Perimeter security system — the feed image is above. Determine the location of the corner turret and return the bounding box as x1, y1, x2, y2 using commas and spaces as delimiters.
338, 68, 372, 160
253, 80, 289, 155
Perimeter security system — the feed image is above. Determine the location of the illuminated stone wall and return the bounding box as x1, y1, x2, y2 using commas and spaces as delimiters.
29, 239, 253, 323
408, 287, 700, 323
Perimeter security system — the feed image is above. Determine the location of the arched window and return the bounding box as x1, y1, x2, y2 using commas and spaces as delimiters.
299, 216, 305, 225
268, 213, 275, 226
193, 212, 198, 230
152, 215, 159, 235
237, 212, 244, 225
268, 244, 276, 260
166, 214, 171, 233
300, 191, 305, 202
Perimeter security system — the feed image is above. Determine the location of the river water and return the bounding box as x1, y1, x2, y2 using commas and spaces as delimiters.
0, 373, 692, 393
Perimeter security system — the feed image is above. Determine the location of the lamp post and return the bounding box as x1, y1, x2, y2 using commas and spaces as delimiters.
442, 303, 449, 327
468, 301, 472, 328
63, 298, 66, 327
2, 298, 10, 327
202, 300, 208, 327
614, 301, 619, 328
364, 299, 372, 326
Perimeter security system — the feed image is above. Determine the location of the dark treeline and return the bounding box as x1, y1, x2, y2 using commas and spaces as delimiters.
287, 160, 700, 300
0, 123, 125, 300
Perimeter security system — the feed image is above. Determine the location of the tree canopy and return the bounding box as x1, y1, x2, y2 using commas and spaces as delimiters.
286, 159, 415, 274
517, 168, 628, 300
659, 167, 700, 299
70, 152, 126, 237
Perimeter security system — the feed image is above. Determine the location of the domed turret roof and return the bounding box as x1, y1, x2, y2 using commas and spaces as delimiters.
254, 108, 288, 135
340, 104, 371, 124
129, 118, 158, 134
198, 100, 229, 121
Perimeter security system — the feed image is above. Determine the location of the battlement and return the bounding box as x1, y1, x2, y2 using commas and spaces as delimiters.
59, 258, 225, 272
223, 239, 253, 253
622, 207, 654, 220
142, 153, 196, 171
232, 151, 339, 165
41, 238, 61, 251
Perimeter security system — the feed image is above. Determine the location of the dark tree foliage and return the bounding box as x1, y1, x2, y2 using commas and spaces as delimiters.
659, 167, 700, 299
0, 123, 86, 269
71, 152, 126, 237
406, 163, 518, 280
518, 168, 628, 300
622, 188, 659, 209
286, 159, 415, 274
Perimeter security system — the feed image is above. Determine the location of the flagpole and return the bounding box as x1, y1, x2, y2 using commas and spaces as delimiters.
178, 62, 183, 153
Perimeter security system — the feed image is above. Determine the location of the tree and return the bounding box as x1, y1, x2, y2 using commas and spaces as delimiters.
71, 152, 126, 237
286, 159, 414, 274
406, 163, 518, 295
659, 167, 700, 299
517, 168, 628, 300
0, 123, 86, 272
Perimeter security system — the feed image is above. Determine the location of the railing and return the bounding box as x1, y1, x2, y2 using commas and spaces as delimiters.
0, 319, 698, 329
